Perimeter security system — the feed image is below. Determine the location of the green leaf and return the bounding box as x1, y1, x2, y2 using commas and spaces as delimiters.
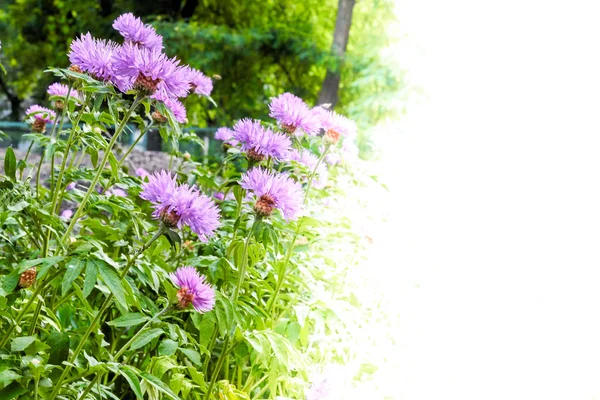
0, 382, 28, 399
11, 336, 36, 352
46, 331, 70, 365
163, 229, 181, 249
179, 348, 202, 367
215, 295, 234, 337
7, 201, 28, 212
61, 258, 85, 296
130, 328, 164, 351
82, 259, 98, 298
0, 370, 22, 387
4, 147, 16, 181
119, 366, 143, 399
139, 371, 180, 400
158, 339, 178, 356
97, 260, 128, 310
107, 313, 149, 328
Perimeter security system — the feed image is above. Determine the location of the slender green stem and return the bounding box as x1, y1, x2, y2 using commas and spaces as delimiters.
303, 145, 329, 205
117, 123, 152, 171
20, 140, 34, 180
47, 85, 73, 194
205, 336, 232, 400
77, 374, 99, 400
35, 151, 45, 200
60, 96, 142, 245
203, 328, 219, 376
232, 221, 257, 302
28, 300, 43, 336
47, 226, 164, 400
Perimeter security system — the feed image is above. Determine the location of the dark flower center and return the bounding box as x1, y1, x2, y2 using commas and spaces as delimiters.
254, 194, 276, 218
160, 209, 180, 228
134, 74, 161, 95
152, 110, 168, 124
32, 119, 47, 133
19, 268, 37, 289
69, 65, 82, 73
324, 129, 340, 145
282, 123, 297, 134
177, 287, 195, 309
247, 148, 266, 163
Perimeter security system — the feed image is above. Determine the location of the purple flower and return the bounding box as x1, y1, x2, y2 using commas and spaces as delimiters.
69, 33, 120, 83
140, 170, 178, 204
240, 167, 303, 221
152, 91, 187, 123
107, 188, 127, 197
213, 191, 234, 201
232, 119, 291, 162
66, 182, 76, 191
321, 111, 357, 144
60, 209, 73, 219
25, 105, 56, 133
112, 13, 163, 51
112, 43, 190, 97
268, 93, 320, 136
169, 266, 215, 312
289, 149, 328, 188
47, 83, 82, 103
185, 67, 213, 97
135, 167, 150, 179
214, 127, 239, 147
141, 170, 220, 241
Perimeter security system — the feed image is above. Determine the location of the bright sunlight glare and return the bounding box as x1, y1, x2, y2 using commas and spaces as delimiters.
363, 0, 600, 399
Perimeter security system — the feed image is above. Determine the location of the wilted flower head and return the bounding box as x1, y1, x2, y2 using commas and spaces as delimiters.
25, 105, 56, 133
152, 91, 187, 123
18, 268, 37, 289
112, 43, 189, 97
214, 127, 239, 147
69, 33, 120, 83
141, 170, 220, 241
321, 111, 357, 145
185, 67, 213, 97
169, 266, 215, 312
240, 167, 303, 221
269, 93, 320, 136
233, 119, 291, 162
113, 13, 163, 51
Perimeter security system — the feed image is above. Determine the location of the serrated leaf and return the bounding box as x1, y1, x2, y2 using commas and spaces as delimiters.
158, 339, 178, 356
11, 336, 36, 352
97, 260, 128, 310
0, 370, 21, 387
130, 328, 164, 351
83, 259, 98, 298
179, 348, 202, 367
47, 331, 70, 365
139, 371, 180, 400
119, 366, 143, 399
107, 313, 149, 328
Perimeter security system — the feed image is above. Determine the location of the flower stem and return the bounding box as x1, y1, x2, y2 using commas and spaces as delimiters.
204, 337, 233, 400
303, 144, 329, 205
47, 226, 164, 400
232, 220, 257, 302
60, 96, 142, 245
20, 140, 34, 180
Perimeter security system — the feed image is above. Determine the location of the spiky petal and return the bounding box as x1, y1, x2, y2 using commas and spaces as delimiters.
112, 13, 163, 51
169, 266, 215, 312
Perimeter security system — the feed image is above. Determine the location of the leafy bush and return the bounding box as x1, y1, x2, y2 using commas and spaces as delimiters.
0, 14, 370, 400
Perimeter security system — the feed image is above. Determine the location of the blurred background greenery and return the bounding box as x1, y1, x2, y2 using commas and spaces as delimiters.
0, 0, 407, 159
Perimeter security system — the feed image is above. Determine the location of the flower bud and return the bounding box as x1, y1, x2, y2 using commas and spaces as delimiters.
18, 268, 37, 289
254, 194, 276, 219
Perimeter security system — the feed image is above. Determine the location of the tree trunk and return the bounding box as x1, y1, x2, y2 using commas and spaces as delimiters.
0, 75, 22, 120
317, 0, 356, 108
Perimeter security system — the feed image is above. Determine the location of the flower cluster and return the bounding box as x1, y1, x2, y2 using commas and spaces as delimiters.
169, 266, 215, 312
214, 127, 239, 147
112, 13, 163, 51
25, 105, 56, 133
141, 170, 220, 241
232, 119, 291, 162
240, 167, 303, 221
269, 93, 321, 136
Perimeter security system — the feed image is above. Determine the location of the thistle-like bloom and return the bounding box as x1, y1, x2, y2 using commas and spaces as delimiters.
214, 127, 239, 147
233, 119, 291, 162
25, 105, 56, 133
140, 170, 178, 204
320, 111, 357, 145
113, 13, 163, 51
47, 83, 82, 103
169, 266, 215, 312
69, 33, 120, 83
152, 91, 187, 123
269, 93, 321, 136
141, 170, 220, 241
112, 43, 190, 97
240, 167, 303, 221
185, 67, 213, 97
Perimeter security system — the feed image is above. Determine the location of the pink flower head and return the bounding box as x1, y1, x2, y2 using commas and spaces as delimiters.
321, 111, 357, 144
112, 43, 190, 97
60, 209, 73, 219
233, 119, 291, 162
169, 266, 215, 312
47, 83, 82, 103
140, 170, 220, 241
269, 93, 320, 136
152, 91, 187, 123
185, 67, 213, 97
69, 33, 120, 83
135, 167, 150, 179
113, 13, 163, 51
66, 182, 77, 191
25, 105, 56, 132
240, 167, 303, 221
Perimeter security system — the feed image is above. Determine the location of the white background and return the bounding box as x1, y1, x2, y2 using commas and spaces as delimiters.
372, 0, 600, 398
